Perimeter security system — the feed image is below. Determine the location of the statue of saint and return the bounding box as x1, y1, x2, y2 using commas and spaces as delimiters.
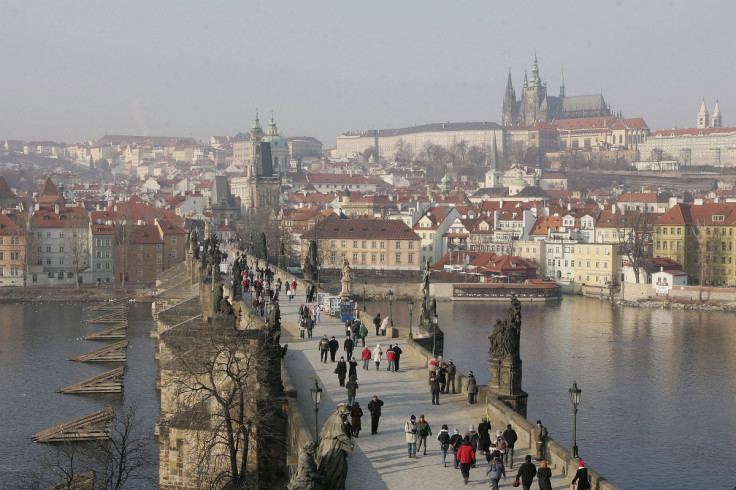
341, 258, 351, 282
316, 403, 354, 490
287, 441, 323, 490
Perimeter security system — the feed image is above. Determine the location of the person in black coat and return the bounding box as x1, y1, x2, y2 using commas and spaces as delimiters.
392, 344, 403, 371
367, 395, 384, 435
329, 336, 339, 362
335, 357, 347, 387
571, 461, 591, 490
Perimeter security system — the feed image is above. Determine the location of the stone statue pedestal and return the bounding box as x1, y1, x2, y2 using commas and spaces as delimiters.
488, 357, 528, 417
339, 277, 351, 300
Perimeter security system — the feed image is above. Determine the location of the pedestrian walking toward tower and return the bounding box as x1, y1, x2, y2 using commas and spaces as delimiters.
350, 402, 363, 438
392, 343, 402, 371
503, 424, 518, 469
486, 450, 506, 490
367, 395, 384, 435
373, 313, 381, 336
329, 336, 339, 362
386, 344, 396, 371
437, 362, 447, 393
571, 461, 591, 490
466, 371, 478, 404
477, 417, 491, 456
348, 356, 358, 379
465, 424, 479, 461
437, 424, 451, 467
359, 322, 368, 347
405, 414, 418, 459
515, 455, 537, 490
416, 414, 432, 455
457, 435, 476, 485
450, 428, 463, 469
343, 336, 354, 360
536, 460, 552, 490
429, 371, 440, 405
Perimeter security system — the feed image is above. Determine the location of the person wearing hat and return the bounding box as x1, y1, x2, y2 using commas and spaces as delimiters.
446, 359, 457, 394
466, 371, 478, 404
449, 428, 463, 469
571, 461, 591, 490
486, 449, 506, 490
515, 455, 537, 490
416, 414, 432, 455
350, 401, 363, 438
502, 424, 518, 468
536, 460, 552, 490
533, 420, 548, 461
405, 414, 418, 458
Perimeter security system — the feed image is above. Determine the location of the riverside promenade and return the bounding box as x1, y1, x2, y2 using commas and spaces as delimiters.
275, 292, 572, 489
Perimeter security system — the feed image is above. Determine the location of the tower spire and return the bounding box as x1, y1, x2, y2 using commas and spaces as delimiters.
560, 66, 565, 98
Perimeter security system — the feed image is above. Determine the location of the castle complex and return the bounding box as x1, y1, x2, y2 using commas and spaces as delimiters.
502, 55, 611, 126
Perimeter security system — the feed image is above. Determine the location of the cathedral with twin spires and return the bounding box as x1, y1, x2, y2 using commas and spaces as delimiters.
502, 55, 612, 126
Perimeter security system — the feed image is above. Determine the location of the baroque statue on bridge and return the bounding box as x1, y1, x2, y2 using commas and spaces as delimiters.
316, 403, 354, 490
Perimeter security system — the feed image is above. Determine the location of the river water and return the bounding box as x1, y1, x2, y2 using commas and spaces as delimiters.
0, 301, 159, 488
380, 296, 736, 489
2, 297, 734, 488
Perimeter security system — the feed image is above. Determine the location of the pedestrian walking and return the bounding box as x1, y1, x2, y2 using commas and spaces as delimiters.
466, 371, 478, 404
386, 344, 395, 371
343, 336, 354, 360
515, 455, 537, 490
533, 420, 548, 461
465, 424, 479, 462
351, 319, 360, 347
344, 319, 351, 338
345, 374, 358, 406
305, 316, 314, 338
486, 450, 506, 490
380, 316, 389, 336
494, 430, 507, 465
318, 335, 329, 363
392, 343, 402, 371
315, 304, 322, 324
367, 395, 383, 435
437, 424, 451, 467
536, 460, 552, 490
450, 428, 463, 469
477, 417, 491, 456
503, 424, 518, 469
350, 402, 363, 438
359, 322, 368, 347
335, 356, 347, 387
372, 344, 383, 370
405, 414, 418, 459
348, 356, 358, 379
437, 362, 447, 393
298, 318, 306, 338
361, 346, 371, 370
571, 461, 591, 490
446, 359, 457, 394
457, 435, 476, 485
329, 336, 339, 362
429, 371, 440, 405
372, 313, 381, 336
416, 414, 432, 455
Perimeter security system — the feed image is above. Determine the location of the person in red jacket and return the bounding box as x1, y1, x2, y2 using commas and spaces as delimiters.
456, 435, 476, 485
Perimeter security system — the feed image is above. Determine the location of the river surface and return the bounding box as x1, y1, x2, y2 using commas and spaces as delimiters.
0, 301, 159, 488
377, 296, 736, 489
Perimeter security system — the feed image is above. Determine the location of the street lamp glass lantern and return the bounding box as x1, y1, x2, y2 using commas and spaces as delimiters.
431, 313, 438, 326
407, 298, 414, 312
387, 290, 394, 302
569, 380, 581, 408
310, 381, 322, 405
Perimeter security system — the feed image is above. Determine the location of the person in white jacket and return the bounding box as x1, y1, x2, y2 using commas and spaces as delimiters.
372, 344, 383, 371
405, 414, 418, 458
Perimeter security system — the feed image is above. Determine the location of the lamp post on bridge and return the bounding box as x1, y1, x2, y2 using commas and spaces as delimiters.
407, 298, 414, 339
362, 280, 367, 312
310, 380, 322, 444
387, 289, 394, 327
569, 380, 581, 458
431, 312, 439, 358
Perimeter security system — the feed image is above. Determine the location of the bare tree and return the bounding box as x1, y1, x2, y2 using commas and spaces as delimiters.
691, 222, 725, 287
166, 314, 284, 489
113, 214, 133, 287
65, 211, 90, 288
393, 138, 413, 164
616, 209, 654, 283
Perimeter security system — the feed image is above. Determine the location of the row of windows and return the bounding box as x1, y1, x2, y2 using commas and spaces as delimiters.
0, 237, 20, 245
331, 240, 414, 250
0, 252, 20, 260
329, 252, 415, 264
547, 259, 609, 269
0, 268, 21, 276
656, 241, 683, 250
657, 227, 683, 235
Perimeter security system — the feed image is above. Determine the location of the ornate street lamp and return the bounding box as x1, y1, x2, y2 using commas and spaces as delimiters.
569, 380, 581, 458
310, 380, 322, 443
387, 289, 394, 327
362, 279, 367, 312
431, 312, 439, 357
407, 298, 414, 339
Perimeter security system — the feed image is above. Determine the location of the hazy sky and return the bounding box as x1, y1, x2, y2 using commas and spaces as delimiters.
2, 0, 734, 147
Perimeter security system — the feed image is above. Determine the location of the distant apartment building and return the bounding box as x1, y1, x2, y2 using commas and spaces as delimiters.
0, 213, 25, 286
90, 223, 115, 284
575, 243, 617, 285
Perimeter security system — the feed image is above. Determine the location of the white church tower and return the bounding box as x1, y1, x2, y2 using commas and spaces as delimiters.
712, 100, 722, 128
697, 99, 710, 129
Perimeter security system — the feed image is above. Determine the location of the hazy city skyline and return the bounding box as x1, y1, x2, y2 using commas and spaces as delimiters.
2, 0, 733, 147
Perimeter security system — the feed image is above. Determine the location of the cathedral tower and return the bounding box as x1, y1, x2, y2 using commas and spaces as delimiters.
712, 101, 722, 128
502, 70, 517, 126
697, 99, 710, 129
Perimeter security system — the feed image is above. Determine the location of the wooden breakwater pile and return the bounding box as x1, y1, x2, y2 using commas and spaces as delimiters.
33, 299, 131, 444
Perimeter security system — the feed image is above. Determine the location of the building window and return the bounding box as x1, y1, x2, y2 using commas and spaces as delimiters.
409, 242, 414, 249
395, 253, 401, 263
371, 253, 377, 262
105, 251, 111, 258
106, 263, 110, 269
96, 263, 101, 269
379, 254, 385, 263
59, 258, 64, 265
157, 244, 162, 250
362, 241, 367, 248
395, 241, 401, 249
362, 253, 367, 263
353, 241, 358, 248
96, 238, 101, 246
341, 240, 347, 248
408, 253, 414, 263
46, 246, 51, 253
137, 269, 143, 277
37, 258, 42, 265
380, 241, 385, 249
46, 258, 51, 265
372, 241, 377, 249
157, 254, 162, 262
46, 232, 51, 238
105, 238, 111, 246
353, 253, 358, 262
171, 237, 177, 245
137, 254, 143, 263
32, 273, 37, 282
137, 244, 143, 250
330, 252, 336, 262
